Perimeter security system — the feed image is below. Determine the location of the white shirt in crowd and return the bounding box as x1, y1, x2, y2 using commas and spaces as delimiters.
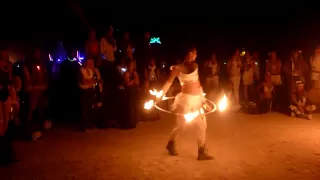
100, 37, 116, 62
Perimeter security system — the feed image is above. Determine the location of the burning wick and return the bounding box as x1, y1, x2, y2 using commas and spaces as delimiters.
218, 94, 228, 112
144, 100, 154, 110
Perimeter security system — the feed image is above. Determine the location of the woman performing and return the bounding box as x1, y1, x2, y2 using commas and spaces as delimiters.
157, 45, 213, 161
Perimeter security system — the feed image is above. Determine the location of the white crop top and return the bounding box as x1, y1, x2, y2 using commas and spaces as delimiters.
171, 66, 199, 85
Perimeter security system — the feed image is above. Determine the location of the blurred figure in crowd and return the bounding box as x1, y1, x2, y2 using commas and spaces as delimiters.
85, 30, 100, 67
242, 52, 254, 101
283, 50, 308, 108
0, 48, 18, 166
120, 61, 139, 128
21, 48, 50, 141
144, 58, 160, 121
100, 26, 117, 63
203, 52, 219, 100
117, 56, 128, 76
125, 43, 136, 71
227, 48, 242, 106
266, 51, 282, 110
257, 74, 273, 113
310, 45, 320, 88
252, 52, 261, 82
118, 32, 131, 56
136, 32, 152, 83
289, 81, 316, 120
79, 58, 102, 131
100, 26, 118, 122
144, 58, 160, 91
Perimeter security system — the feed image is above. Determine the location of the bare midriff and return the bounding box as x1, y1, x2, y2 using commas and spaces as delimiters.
181, 81, 202, 95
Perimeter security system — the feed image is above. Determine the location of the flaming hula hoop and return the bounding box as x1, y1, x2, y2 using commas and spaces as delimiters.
153, 96, 217, 116
144, 89, 227, 122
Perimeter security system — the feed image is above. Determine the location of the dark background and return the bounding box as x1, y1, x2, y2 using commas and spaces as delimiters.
1, 1, 320, 60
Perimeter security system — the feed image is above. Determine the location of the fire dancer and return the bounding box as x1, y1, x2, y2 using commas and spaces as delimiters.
157, 45, 213, 161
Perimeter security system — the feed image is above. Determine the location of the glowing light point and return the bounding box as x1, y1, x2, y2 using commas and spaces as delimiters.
48, 54, 53, 61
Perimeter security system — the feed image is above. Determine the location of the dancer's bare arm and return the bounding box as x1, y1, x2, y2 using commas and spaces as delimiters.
160, 66, 180, 97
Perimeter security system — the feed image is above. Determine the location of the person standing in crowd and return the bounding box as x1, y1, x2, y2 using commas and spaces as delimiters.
100, 26, 117, 88
100, 26, 118, 123
121, 61, 139, 128
100, 26, 117, 63
85, 30, 100, 67
242, 52, 255, 102
136, 32, 152, 82
144, 58, 160, 91
79, 58, 102, 131
227, 48, 242, 106
203, 52, 219, 100
125, 43, 136, 71
252, 52, 261, 83
117, 56, 128, 76
21, 48, 50, 141
144, 58, 161, 121
266, 51, 282, 110
310, 45, 320, 88
0, 48, 18, 166
118, 32, 131, 55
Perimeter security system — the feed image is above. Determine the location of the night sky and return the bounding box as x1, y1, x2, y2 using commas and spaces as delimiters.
1, 1, 320, 58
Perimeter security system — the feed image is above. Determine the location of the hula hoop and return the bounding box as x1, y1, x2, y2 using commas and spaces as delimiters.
154, 96, 217, 116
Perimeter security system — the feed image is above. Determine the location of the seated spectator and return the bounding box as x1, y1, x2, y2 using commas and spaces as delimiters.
289, 81, 316, 120
257, 74, 273, 113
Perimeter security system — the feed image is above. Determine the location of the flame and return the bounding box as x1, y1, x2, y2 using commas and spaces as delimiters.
218, 94, 228, 112
149, 89, 163, 98
36, 65, 40, 71
183, 108, 205, 123
144, 100, 154, 110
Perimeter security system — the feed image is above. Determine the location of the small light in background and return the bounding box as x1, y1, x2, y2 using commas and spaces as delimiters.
36, 65, 40, 71
224, 62, 227, 65
255, 62, 258, 65
49, 54, 53, 61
